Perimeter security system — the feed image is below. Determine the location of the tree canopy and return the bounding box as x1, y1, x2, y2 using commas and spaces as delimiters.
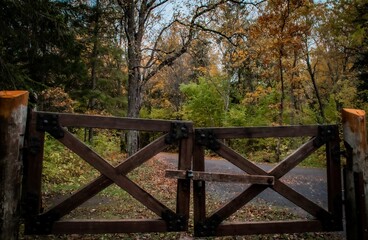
1, 0, 367, 153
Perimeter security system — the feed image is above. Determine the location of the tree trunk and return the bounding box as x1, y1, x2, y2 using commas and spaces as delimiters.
125, 54, 142, 153
0, 91, 28, 240
276, 48, 285, 162
125, 22, 142, 153
87, 0, 101, 143
124, 0, 145, 155
305, 42, 325, 123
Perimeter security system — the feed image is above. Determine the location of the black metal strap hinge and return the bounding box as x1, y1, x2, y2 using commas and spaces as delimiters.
194, 214, 222, 237
195, 129, 220, 151
36, 113, 64, 139
165, 122, 189, 144
25, 212, 60, 235
162, 210, 187, 231
314, 125, 338, 147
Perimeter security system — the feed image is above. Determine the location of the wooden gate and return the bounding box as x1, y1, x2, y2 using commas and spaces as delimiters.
187, 125, 343, 237
22, 110, 193, 234
22, 110, 343, 237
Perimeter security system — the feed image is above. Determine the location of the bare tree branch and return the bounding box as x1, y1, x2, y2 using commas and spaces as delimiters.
144, 0, 234, 82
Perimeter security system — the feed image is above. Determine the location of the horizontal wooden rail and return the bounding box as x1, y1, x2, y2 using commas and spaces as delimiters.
52, 219, 167, 234
196, 125, 326, 138
214, 220, 331, 236
35, 111, 193, 132
165, 170, 274, 185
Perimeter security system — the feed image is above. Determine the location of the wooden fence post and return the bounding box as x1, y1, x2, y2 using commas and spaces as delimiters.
0, 91, 29, 240
342, 108, 368, 240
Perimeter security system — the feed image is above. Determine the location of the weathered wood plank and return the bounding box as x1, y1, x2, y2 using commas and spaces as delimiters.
36, 111, 193, 132
342, 108, 368, 240
165, 170, 274, 185
325, 128, 343, 229
214, 220, 326, 236
176, 133, 193, 230
193, 144, 206, 232
0, 91, 29, 240
197, 125, 320, 139
22, 111, 45, 217
52, 219, 167, 234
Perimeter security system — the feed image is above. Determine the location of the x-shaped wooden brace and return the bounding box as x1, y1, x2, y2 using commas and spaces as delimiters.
39, 130, 178, 223
196, 136, 336, 232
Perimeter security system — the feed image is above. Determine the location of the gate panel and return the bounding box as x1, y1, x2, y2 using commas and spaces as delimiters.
192, 125, 343, 237
22, 112, 343, 237
22, 111, 193, 235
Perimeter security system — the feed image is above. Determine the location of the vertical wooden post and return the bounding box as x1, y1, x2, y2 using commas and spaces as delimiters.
0, 91, 29, 240
176, 124, 193, 231
325, 125, 343, 229
342, 108, 368, 240
193, 143, 206, 237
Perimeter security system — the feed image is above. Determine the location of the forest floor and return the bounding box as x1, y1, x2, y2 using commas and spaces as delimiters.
21, 152, 346, 240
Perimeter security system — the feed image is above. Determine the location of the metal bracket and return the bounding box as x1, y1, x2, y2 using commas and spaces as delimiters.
21, 193, 41, 218
316, 210, 341, 231
314, 125, 337, 147
162, 210, 187, 231
186, 170, 194, 179
25, 213, 60, 235
194, 214, 222, 237
165, 122, 189, 144
195, 129, 220, 151
36, 113, 64, 139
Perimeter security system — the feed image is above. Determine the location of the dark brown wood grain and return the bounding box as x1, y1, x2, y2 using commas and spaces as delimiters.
215, 220, 326, 236
176, 134, 193, 228
36, 111, 193, 133
166, 170, 274, 185
197, 125, 320, 139
22, 111, 45, 216
325, 129, 343, 229
193, 144, 206, 229
23, 111, 345, 237
52, 219, 167, 234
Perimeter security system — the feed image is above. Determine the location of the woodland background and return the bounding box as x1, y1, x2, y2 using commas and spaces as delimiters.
1, 0, 368, 158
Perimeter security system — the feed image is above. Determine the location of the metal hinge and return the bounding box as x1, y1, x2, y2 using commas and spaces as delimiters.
194, 214, 222, 237
162, 210, 187, 232
36, 113, 64, 139
165, 122, 189, 144
195, 129, 220, 151
314, 125, 337, 147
